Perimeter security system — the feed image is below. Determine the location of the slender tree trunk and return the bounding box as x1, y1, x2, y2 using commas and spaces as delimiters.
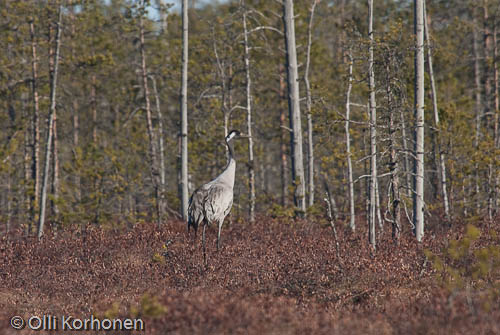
345, 50, 356, 231
473, 15, 482, 214
368, 0, 377, 249
386, 61, 401, 242
72, 100, 81, 203
376, 179, 383, 231
150, 75, 167, 219
494, 22, 499, 215
242, 4, 256, 223
91, 74, 97, 144
414, 0, 425, 242
47, 17, 59, 219
52, 104, 59, 218
304, 0, 318, 208
29, 19, 40, 233
180, 0, 189, 220
279, 64, 289, 207
483, 0, 493, 219
283, 0, 306, 216
401, 110, 412, 198
139, 8, 163, 225
424, 0, 450, 220
38, 5, 62, 239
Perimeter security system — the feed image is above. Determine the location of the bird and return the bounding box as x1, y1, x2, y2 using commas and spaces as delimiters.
188, 129, 240, 264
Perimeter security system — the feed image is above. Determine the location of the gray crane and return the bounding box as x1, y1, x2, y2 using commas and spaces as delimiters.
188, 130, 240, 263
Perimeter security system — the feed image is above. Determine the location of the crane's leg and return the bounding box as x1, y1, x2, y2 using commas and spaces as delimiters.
202, 223, 207, 266
217, 219, 223, 251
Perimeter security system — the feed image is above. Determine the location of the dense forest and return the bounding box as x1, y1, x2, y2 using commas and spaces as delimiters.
1, 0, 500, 333
1, 0, 499, 234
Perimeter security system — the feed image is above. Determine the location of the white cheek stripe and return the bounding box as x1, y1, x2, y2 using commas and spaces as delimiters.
227, 132, 236, 141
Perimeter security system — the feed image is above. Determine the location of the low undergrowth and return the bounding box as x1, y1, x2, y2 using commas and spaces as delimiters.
0, 215, 499, 334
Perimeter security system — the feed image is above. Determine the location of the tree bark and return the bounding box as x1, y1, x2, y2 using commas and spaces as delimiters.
473, 14, 482, 214
242, 3, 256, 223
150, 75, 167, 219
414, 0, 425, 242
38, 5, 62, 239
180, 0, 189, 220
282, 0, 306, 216
345, 50, 356, 231
139, 7, 163, 225
424, 0, 450, 220
368, 0, 377, 249
29, 19, 40, 232
304, 0, 318, 208
386, 60, 401, 242
279, 64, 289, 207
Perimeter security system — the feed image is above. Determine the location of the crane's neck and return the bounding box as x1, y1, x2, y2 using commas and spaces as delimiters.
217, 138, 236, 186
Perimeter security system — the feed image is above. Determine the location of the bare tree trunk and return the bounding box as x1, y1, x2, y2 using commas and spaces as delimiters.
368, 0, 377, 249
279, 64, 289, 207
386, 61, 401, 242
414, 0, 425, 242
47, 17, 59, 220
424, 0, 450, 220
150, 75, 167, 219
139, 7, 163, 225
91, 75, 97, 144
494, 22, 499, 216
345, 50, 356, 231
483, 1, 493, 220
52, 105, 59, 218
38, 5, 62, 239
473, 15, 482, 214
376, 179, 383, 231
242, 3, 256, 223
401, 110, 412, 198
72, 100, 80, 203
29, 19, 40, 233
180, 0, 189, 220
283, 0, 306, 216
304, 0, 318, 208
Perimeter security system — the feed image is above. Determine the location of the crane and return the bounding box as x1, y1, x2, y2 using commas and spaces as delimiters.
188, 130, 240, 264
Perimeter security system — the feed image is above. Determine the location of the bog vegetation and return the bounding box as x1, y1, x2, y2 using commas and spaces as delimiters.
1, 0, 500, 333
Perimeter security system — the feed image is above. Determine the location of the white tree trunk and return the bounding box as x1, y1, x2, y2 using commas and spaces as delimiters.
368, 0, 377, 249
38, 5, 62, 239
345, 50, 356, 231
413, 0, 425, 241
424, 0, 450, 220
282, 0, 306, 216
29, 19, 40, 233
242, 3, 255, 223
180, 0, 189, 220
304, 0, 318, 208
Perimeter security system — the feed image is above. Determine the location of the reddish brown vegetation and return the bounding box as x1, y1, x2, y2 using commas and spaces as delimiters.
1, 216, 499, 334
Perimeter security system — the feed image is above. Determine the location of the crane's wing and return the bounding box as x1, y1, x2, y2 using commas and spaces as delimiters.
188, 185, 210, 230
204, 184, 233, 224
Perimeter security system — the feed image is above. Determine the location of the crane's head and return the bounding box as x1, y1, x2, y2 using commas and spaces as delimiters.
226, 130, 241, 142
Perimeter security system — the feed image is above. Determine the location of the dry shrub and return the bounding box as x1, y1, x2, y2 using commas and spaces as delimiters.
0, 216, 499, 334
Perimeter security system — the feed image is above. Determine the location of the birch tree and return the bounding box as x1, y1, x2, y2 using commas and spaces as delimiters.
29, 18, 40, 231
139, 2, 163, 225
345, 49, 355, 231
368, 0, 377, 249
424, 0, 450, 220
413, 0, 425, 241
242, 2, 255, 223
304, 0, 318, 208
180, 0, 189, 220
38, 5, 62, 239
283, 0, 306, 216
